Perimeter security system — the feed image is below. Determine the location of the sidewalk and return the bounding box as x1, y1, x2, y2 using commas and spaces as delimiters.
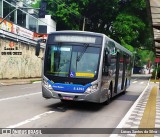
110, 81, 160, 137
0, 78, 41, 86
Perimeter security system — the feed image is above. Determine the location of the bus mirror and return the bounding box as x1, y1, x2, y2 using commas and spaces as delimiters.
35, 43, 40, 56
106, 54, 111, 66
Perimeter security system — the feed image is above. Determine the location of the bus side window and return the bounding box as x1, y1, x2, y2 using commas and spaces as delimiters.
108, 41, 116, 55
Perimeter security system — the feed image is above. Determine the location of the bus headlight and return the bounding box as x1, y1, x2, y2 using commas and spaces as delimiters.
85, 84, 98, 94
43, 80, 52, 90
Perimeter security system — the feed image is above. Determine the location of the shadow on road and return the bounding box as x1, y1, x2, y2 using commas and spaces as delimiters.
46, 91, 140, 112
46, 101, 106, 112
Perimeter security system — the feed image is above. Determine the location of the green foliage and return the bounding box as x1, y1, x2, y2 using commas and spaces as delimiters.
45, 0, 120, 30
151, 66, 160, 79
113, 13, 145, 44
131, 0, 146, 10
134, 50, 154, 67
46, 0, 89, 30
120, 39, 134, 52
32, 0, 40, 8
35, 0, 154, 67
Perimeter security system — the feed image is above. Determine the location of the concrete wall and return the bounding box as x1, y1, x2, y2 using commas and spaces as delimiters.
0, 38, 44, 79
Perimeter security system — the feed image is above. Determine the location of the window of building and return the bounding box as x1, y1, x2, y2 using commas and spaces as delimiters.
3, 1, 15, 23
17, 9, 26, 28
29, 15, 38, 32
0, 0, 2, 18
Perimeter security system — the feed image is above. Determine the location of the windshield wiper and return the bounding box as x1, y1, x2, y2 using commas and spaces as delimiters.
76, 43, 89, 62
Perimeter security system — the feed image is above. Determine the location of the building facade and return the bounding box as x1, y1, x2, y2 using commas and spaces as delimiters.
0, 0, 56, 33
0, 0, 56, 79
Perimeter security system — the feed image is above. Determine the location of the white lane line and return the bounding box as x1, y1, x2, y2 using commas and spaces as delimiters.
0, 92, 41, 102
33, 81, 41, 84
21, 86, 36, 89
140, 82, 144, 84
6, 111, 55, 128
110, 79, 150, 137
132, 81, 138, 83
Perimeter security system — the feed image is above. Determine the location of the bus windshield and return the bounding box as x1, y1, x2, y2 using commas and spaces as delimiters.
45, 44, 101, 79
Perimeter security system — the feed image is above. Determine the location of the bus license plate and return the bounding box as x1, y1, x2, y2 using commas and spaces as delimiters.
62, 96, 73, 100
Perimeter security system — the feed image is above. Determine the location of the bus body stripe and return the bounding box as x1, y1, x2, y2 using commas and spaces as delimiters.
47, 80, 91, 93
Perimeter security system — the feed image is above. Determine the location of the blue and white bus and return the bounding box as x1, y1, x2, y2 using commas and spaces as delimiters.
36, 31, 133, 104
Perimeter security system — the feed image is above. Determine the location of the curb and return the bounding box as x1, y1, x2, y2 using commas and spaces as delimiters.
0, 80, 41, 86
0, 82, 31, 86
32, 81, 42, 84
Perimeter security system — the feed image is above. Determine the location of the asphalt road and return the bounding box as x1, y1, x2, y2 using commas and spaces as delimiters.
0, 75, 150, 137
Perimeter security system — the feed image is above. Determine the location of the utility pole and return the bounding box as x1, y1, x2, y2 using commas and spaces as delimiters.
82, 17, 86, 31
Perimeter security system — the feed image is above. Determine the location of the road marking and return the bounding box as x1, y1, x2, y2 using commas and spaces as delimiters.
0, 92, 41, 102
110, 79, 150, 137
132, 81, 138, 83
21, 86, 36, 89
33, 81, 41, 84
6, 111, 55, 128
140, 82, 144, 84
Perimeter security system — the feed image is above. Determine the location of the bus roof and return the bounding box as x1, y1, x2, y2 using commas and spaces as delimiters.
48, 30, 105, 37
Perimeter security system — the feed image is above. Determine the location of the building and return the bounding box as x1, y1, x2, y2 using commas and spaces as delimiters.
0, 0, 56, 79
0, 0, 56, 33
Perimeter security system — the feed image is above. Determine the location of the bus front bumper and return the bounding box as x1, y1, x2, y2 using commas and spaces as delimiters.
42, 85, 100, 103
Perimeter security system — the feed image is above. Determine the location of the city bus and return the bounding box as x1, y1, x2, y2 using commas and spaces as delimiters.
35, 31, 133, 104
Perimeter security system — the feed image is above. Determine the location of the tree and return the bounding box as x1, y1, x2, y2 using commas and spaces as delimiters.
32, 0, 41, 8
45, 0, 120, 31
33, 0, 154, 67
112, 0, 155, 65
112, 13, 146, 50
46, 0, 89, 30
